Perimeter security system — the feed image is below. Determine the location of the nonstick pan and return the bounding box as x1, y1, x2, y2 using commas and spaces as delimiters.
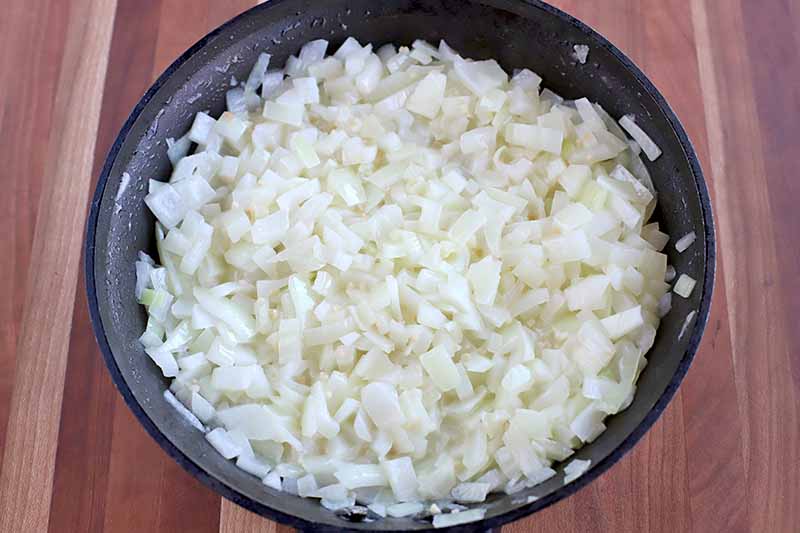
85, 0, 715, 530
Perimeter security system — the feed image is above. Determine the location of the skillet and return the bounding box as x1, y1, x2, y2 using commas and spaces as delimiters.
85, 1, 715, 530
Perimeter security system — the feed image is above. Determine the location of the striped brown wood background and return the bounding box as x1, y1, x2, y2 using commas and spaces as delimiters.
0, 0, 797, 531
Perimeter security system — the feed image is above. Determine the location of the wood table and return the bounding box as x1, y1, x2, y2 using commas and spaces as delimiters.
0, 0, 797, 531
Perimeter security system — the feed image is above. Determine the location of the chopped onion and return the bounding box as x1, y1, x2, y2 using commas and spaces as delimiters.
335, 463, 386, 489
320, 496, 356, 511
451, 482, 491, 503
236, 454, 271, 478
167, 135, 192, 166
600, 306, 644, 340
386, 501, 424, 517
432, 508, 487, 528
205, 428, 243, 459
262, 470, 282, 491
572, 44, 590, 64
420, 345, 459, 392
189, 391, 215, 423
665, 264, 677, 282
406, 72, 447, 119
246, 53, 271, 92
144, 184, 187, 229
262, 70, 284, 98
563, 459, 591, 483
225, 87, 247, 113
368, 503, 387, 517
188, 112, 216, 145
263, 101, 304, 126
619, 115, 662, 161
675, 231, 696, 253
678, 310, 697, 340
163, 390, 205, 431
657, 292, 672, 318
382, 457, 419, 502
137, 37, 677, 514
673, 274, 696, 298
505, 123, 563, 154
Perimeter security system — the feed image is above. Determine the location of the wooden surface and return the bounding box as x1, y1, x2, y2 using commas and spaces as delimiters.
0, 0, 797, 531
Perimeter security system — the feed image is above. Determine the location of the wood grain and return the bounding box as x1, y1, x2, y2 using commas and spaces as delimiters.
0, 1, 797, 532
692, 0, 799, 530
0, 0, 70, 472
47, 2, 161, 531
0, 0, 117, 531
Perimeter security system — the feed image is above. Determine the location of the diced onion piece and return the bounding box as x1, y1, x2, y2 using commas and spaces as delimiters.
678, 310, 697, 340
417, 301, 447, 328
382, 457, 419, 502
543, 230, 591, 264
167, 135, 192, 166
572, 44, 590, 64
262, 70, 284, 98
453, 58, 507, 96
145, 345, 178, 378
246, 52, 271, 91
320, 496, 356, 510
216, 111, 248, 142
619, 115, 662, 161
451, 482, 491, 503
450, 209, 486, 244
191, 391, 216, 423
505, 123, 563, 154
406, 72, 447, 119
313, 484, 349, 501
600, 306, 644, 340
657, 292, 673, 318
432, 508, 486, 528
188, 112, 216, 144
467, 256, 501, 305
387, 501, 424, 517
501, 364, 532, 394
665, 264, 677, 282
163, 390, 205, 431
264, 101, 304, 126
420, 346, 459, 392
574, 97, 603, 130
335, 464, 387, 489
205, 428, 243, 459
563, 459, 591, 483
675, 231, 696, 253
262, 470, 282, 491
145, 184, 187, 229
673, 274, 696, 298
297, 474, 319, 497
290, 135, 320, 168
361, 382, 405, 429
226, 87, 247, 113
460, 127, 496, 154
565, 275, 609, 311
554, 202, 593, 231
236, 454, 272, 478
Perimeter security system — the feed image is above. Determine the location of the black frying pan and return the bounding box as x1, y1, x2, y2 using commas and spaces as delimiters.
85, 0, 715, 530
